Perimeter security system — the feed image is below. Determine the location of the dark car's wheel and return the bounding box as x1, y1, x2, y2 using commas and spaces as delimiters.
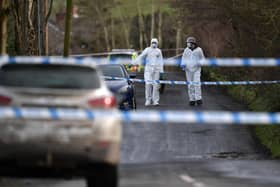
132, 96, 137, 110
128, 96, 136, 110
159, 83, 165, 94
86, 164, 118, 187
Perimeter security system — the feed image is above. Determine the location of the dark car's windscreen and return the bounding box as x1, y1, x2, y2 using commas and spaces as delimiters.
109, 54, 131, 58
0, 64, 101, 89
109, 54, 132, 62
99, 65, 125, 78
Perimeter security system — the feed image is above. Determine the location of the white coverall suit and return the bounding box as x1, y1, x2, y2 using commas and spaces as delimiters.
135, 45, 164, 105
181, 47, 205, 102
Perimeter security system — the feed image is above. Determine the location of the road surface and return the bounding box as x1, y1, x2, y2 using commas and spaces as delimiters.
1, 71, 280, 187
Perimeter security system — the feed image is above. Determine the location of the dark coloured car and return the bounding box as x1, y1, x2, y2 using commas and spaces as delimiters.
99, 64, 137, 110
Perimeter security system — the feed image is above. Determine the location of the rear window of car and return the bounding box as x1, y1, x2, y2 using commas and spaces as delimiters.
0, 64, 101, 89
99, 65, 125, 78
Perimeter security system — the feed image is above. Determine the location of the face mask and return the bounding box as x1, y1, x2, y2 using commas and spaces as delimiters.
187, 42, 193, 48
151, 43, 157, 48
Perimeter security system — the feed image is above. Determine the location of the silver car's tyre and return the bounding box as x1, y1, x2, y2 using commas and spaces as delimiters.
86, 165, 118, 187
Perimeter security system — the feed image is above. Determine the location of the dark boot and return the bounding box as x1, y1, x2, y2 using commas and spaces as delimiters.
189, 101, 196, 106
196, 100, 203, 105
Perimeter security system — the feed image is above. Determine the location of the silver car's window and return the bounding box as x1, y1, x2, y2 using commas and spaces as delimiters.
99, 65, 125, 78
0, 64, 101, 89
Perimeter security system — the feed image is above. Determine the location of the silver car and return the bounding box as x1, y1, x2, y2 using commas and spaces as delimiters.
0, 62, 121, 187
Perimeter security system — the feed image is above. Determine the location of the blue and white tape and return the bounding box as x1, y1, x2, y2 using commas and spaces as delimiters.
165, 58, 280, 66
200, 58, 280, 67
1, 56, 280, 67
0, 107, 279, 125
103, 76, 280, 86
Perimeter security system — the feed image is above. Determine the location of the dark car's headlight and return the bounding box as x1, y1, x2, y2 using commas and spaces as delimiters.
118, 85, 129, 93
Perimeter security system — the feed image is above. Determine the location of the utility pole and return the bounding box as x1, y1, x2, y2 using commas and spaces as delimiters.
63, 0, 73, 57
0, 0, 9, 55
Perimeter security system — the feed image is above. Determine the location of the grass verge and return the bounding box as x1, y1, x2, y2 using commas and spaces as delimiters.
203, 67, 280, 158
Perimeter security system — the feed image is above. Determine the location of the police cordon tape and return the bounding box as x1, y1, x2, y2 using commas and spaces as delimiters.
0, 107, 280, 125
103, 76, 280, 86
1, 56, 280, 67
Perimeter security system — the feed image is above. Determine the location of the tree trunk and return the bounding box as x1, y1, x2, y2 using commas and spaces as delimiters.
63, 0, 73, 57
27, 0, 37, 55
150, 0, 154, 40
10, 0, 37, 55
157, 10, 162, 47
37, 0, 43, 55
175, 20, 182, 55
0, 0, 9, 55
117, 7, 130, 49
143, 15, 148, 47
12, 0, 23, 55
137, 0, 147, 49
137, 0, 143, 50
95, 5, 110, 52
23, 0, 28, 53
44, 0, 53, 56
43, 0, 47, 55
111, 16, 115, 49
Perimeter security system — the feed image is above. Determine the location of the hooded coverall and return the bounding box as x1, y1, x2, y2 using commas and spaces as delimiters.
135, 46, 164, 105
181, 47, 205, 102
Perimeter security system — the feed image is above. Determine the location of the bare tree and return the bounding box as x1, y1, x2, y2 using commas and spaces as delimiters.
175, 20, 182, 55
63, 0, 72, 57
11, 0, 37, 55
150, 0, 155, 40
137, 0, 143, 50
77, 0, 114, 51
157, 9, 162, 47
95, 3, 110, 51
111, 16, 115, 49
44, 0, 53, 55
137, 0, 148, 49
0, 0, 9, 55
117, 6, 130, 49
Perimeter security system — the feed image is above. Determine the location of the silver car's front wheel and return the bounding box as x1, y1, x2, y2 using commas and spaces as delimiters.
86, 164, 118, 187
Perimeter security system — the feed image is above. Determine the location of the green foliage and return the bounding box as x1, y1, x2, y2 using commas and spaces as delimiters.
54, 0, 177, 52
52, 0, 66, 17
111, 0, 173, 19
255, 126, 280, 158
228, 86, 257, 105
250, 85, 280, 112
204, 68, 280, 158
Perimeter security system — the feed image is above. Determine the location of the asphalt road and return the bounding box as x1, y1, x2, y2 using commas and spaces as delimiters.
1, 71, 280, 187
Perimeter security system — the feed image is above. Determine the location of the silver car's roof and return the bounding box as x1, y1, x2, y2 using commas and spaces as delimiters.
0, 56, 100, 69
71, 51, 138, 57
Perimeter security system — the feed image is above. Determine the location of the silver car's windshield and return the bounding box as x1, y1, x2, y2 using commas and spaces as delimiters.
0, 64, 101, 89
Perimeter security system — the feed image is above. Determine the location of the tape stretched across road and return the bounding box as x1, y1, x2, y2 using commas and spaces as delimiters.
0, 107, 280, 125
1, 56, 280, 67
103, 76, 280, 86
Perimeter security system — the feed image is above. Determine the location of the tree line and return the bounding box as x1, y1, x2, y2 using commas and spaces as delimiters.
1, 0, 280, 59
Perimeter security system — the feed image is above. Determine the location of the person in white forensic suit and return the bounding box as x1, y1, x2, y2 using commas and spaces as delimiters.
134, 38, 164, 106
180, 36, 205, 106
